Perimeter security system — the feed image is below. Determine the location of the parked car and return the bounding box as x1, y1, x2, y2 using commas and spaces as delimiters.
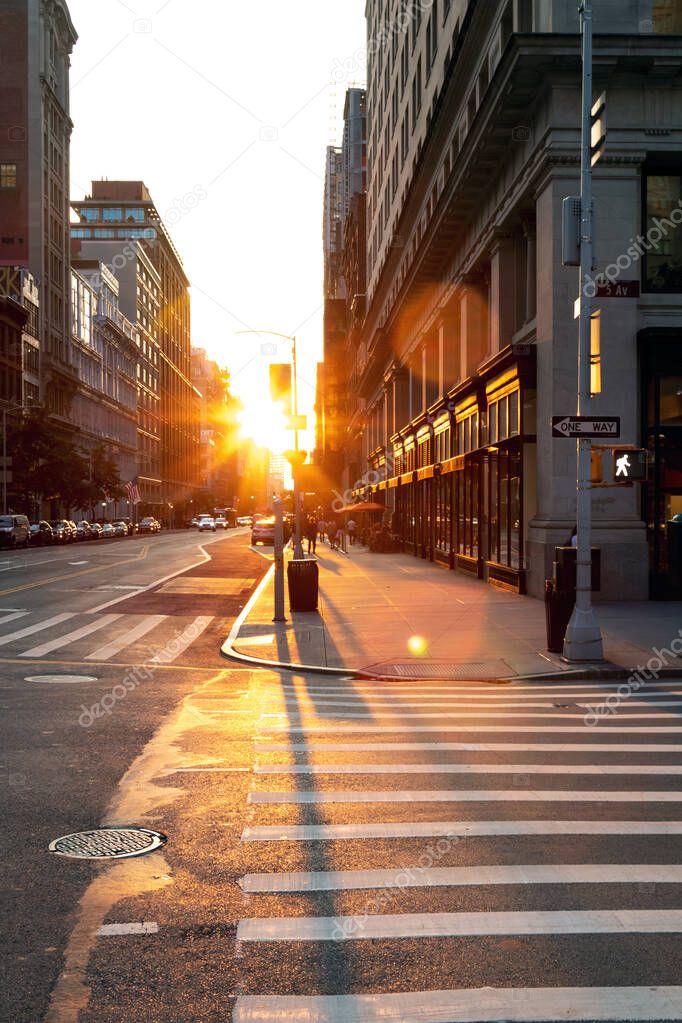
29, 521, 54, 546
138, 516, 160, 534
251, 517, 276, 546
49, 520, 73, 544
189, 517, 199, 528
66, 520, 79, 541
76, 520, 93, 541
89, 522, 103, 540
0, 514, 30, 549
215, 516, 228, 529
112, 520, 128, 537
101, 522, 115, 539
198, 516, 216, 532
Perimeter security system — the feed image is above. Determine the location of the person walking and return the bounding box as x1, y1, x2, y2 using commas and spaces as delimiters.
305, 517, 317, 555
327, 520, 338, 550
346, 517, 357, 545
317, 517, 326, 544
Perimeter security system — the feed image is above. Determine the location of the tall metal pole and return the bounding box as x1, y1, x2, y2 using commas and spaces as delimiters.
291, 334, 304, 559
272, 495, 286, 621
2, 408, 7, 517
564, 0, 604, 661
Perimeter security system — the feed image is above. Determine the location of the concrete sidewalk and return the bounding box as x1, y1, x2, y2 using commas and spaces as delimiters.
225, 542, 682, 679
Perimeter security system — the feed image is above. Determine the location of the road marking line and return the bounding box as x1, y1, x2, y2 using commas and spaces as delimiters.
254, 741, 682, 753
232, 986, 682, 1021
254, 763, 682, 776
263, 695, 682, 708
268, 681, 682, 694
0, 612, 75, 648
237, 908, 682, 942
97, 922, 158, 936
164, 767, 251, 774
248, 788, 682, 805
0, 611, 30, 626
258, 725, 682, 735
88, 542, 213, 612
240, 863, 682, 893
85, 615, 167, 661
149, 615, 213, 663
0, 552, 146, 598
241, 820, 682, 842
20, 614, 123, 658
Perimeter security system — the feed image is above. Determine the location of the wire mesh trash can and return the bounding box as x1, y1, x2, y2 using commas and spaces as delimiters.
544, 579, 574, 654
287, 558, 319, 612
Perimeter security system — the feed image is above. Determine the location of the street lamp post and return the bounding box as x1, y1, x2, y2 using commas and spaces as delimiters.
235, 329, 305, 559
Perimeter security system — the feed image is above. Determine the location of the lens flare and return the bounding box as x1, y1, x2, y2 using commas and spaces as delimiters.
408, 635, 428, 656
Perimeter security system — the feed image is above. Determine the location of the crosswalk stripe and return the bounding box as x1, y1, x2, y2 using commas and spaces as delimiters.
0, 610, 29, 626
254, 741, 682, 753
259, 710, 682, 720
254, 762, 682, 776
248, 789, 682, 805
237, 908, 682, 942
0, 611, 75, 648
20, 614, 122, 658
149, 615, 213, 663
269, 681, 682, 694
241, 820, 682, 842
259, 724, 682, 734
240, 863, 682, 893
85, 615, 167, 661
263, 696, 682, 709
232, 986, 682, 1022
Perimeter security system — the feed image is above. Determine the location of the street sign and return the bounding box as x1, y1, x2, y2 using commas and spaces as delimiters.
552, 415, 620, 439
595, 280, 639, 298
612, 448, 648, 482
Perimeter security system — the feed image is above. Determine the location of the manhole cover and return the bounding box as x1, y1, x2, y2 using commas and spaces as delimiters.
48, 826, 166, 859
25, 674, 97, 685
360, 660, 513, 680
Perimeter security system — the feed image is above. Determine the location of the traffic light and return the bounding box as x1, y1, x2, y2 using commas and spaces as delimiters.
612, 448, 647, 483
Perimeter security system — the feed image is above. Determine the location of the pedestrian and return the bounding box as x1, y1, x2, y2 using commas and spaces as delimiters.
305, 517, 317, 555
317, 517, 326, 543
327, 520, 338, 549
566, 524, 578, 548
337, 521, 347, 552
346, 517, 357, 545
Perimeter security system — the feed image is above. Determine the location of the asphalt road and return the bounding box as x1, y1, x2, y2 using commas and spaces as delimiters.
2, 532, 682, 1023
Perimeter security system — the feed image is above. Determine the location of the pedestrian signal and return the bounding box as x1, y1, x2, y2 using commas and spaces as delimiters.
612, 448, 647, 482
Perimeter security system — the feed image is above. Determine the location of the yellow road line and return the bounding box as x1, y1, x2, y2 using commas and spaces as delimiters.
0, 545, 149, 597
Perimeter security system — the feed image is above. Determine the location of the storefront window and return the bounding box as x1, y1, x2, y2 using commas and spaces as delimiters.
660, 376, 682, 425
644, 174, 682, 292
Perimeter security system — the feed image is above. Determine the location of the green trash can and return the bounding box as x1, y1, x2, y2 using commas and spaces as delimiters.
287, 558, 319, 612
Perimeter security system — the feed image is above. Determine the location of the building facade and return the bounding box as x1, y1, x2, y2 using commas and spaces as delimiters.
339, 0, 682, 601
69, 260, 138, 517
0, 0, 78, 427
0, 268, 40, 410
190, 346, 238, 507
71, 181, 200, 511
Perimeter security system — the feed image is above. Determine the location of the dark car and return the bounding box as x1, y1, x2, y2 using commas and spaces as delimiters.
49, 520, 73, 544
89, 522, 103, 540
29, 521, 54, 546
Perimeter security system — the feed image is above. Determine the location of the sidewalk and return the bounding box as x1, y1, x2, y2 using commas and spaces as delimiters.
225, 542, 682, 680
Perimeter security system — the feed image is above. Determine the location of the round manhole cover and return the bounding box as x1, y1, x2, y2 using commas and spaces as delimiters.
48, 826, 166, 859
25, 674, 97, 685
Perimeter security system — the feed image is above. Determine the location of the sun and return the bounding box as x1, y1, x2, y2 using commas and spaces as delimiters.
237, 401, 289, 455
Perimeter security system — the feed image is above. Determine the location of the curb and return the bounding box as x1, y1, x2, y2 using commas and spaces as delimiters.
222, 567, 682, 683
220, 564, 357, 677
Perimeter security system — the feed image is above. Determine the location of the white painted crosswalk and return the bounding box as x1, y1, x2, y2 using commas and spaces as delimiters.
237, 676, 682, 1021
0, 608, 214, 662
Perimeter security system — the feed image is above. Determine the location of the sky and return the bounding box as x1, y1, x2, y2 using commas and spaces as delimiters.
67, 0, 366, 454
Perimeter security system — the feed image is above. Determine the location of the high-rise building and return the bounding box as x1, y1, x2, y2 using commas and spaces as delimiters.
72, 182, 200, 510
352, 0, 682, 601
0, 268, 40, 409
190, 346, 237, 505
0, 0, 78, 425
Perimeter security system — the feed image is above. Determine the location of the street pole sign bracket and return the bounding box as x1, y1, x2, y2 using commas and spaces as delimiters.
552, 416, 620, 439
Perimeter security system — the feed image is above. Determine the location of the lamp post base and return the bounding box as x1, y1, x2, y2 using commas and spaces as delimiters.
563, 606, 604, 662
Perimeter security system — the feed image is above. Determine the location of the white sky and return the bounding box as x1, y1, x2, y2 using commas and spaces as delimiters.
67, 0, 366, 453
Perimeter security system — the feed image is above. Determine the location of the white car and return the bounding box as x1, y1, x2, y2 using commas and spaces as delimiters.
215, 516, 228, 529
197, 516, 216, 532
236, 516, 253, 527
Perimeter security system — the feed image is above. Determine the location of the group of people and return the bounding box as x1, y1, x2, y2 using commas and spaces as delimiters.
304, 516, 357, 555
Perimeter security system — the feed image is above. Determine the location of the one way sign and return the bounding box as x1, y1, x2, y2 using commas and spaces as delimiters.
552, 416, 621, 439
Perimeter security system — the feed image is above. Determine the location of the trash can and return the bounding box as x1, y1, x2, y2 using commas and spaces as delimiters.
544, 578, 574, 654
287, 558, 319, 612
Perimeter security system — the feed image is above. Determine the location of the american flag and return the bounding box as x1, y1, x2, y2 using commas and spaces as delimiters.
125, 479, 141, 504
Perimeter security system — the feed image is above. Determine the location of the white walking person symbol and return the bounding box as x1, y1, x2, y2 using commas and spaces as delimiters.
616, 453, 631, 478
